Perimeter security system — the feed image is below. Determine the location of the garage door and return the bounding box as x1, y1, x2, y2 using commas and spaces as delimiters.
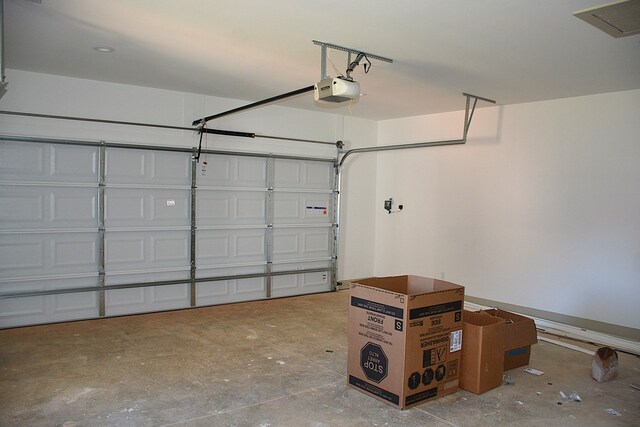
0, 136, 337, 328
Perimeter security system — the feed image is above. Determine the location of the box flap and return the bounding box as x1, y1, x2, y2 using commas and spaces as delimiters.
482, 308, 538, 350
354, 275, 464, 296
355, 276, 410, 294
463, 310, 504, 327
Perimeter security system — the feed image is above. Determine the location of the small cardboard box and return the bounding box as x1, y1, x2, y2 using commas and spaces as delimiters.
481, 308, 537, 371
347, 275, 465, 409
459, 310, 505, 394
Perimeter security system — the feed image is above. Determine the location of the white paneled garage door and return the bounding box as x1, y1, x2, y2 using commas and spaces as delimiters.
0, 136, 337, 328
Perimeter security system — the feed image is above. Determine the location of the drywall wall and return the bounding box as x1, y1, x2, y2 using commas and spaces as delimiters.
336, 115, 377, 281
0, 69, 376, 281
0, 70, 337, 157
375, 90, 640, 330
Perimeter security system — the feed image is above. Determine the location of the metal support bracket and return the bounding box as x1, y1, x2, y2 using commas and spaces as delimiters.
0, 0, 7, 96
338, 92, 495, 167
265, 156, 275, 298
313, 40, 393, 80
97, 142, 106, 317
190, 148, 198, 307
462, 92, 495, 140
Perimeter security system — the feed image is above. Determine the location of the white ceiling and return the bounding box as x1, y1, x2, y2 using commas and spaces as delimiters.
4, 0, 640, 121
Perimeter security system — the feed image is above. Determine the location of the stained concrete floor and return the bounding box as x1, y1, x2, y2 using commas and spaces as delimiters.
0, 290, 638, 427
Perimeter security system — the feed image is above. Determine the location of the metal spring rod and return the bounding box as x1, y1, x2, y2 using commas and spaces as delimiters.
0, 267, 332, 299
0, 135, 337, 163
0, 110, 336, 145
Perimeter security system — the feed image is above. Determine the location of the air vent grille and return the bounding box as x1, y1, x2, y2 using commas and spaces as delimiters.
574, 0, 640, 38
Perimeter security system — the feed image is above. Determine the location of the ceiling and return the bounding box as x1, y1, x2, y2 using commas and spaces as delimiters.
4, 0, 640, 121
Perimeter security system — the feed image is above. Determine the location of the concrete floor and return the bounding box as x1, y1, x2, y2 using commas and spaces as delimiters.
0, 290, 638, 427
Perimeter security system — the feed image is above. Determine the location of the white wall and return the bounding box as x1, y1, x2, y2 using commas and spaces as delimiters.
376, 90, 640, 330
0, 69, 377, 282
337, 116, 377, 280
0, 69, 341, 157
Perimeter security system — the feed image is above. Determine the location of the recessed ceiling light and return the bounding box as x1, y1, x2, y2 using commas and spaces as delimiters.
93, 46, 115, 53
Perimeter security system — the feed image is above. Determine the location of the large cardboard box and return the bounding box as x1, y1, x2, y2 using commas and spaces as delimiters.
481, 309, 537, 371
347, 275, 465, 409
459, 310, 505, 394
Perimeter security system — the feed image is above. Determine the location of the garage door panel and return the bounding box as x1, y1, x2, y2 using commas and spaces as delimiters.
151, 152, 191, 182
0, 187, 97, 230
0, 293, 99, 328
104, 269, 189, 286
271, 274, 330, 297
271, 261, 332, 297
50, 145, 98, 180
106, 149, 190, 185
51, 190, 97, 224
52, 239, 97, 268
0, 277, 98, 328
197, 278, 266, 305
105, 188, 189, 227
272, 228, 332, 261
105, 284, 190, 316
0, 192, 44, 224
151, 193, 190, 222
54, 291, 98, 313
0, 295, 45, 319
0, 233, 98, 278
273, 159, 333, 190
105, 270, 190, 316
154, 235, 190, 262
197, 191, 266, 226
273, 160, 301, 187
197, 229, 266, 266
198, 155, 267, 188
1, 137, 336, 328
153, 283, 189, 303
0, 141, 97, 183
273, 193, 332, 224
0, 142, 45, 176
196, 266, 267, 306
105, 230, 190, 271
0, 240, 44, 271
107, 287, 145, 307
236, 196, 266, 220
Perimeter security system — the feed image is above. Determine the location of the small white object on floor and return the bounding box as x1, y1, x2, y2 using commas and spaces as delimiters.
524, 368, 544, 376
605, 408, 622, 416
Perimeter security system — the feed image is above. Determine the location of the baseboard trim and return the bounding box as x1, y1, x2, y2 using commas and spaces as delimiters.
465, 295, 640, 356
337, 280, 640, 355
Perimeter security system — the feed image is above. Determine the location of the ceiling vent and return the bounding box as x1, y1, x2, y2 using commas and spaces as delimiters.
574, 0, 640, 37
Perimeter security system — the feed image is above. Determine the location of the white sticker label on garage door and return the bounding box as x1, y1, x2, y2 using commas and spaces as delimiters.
306, 206, 327, 216
166, 199, 176, 207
